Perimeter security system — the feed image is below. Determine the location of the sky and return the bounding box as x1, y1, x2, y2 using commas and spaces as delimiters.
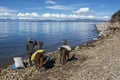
0, 0, 120, 20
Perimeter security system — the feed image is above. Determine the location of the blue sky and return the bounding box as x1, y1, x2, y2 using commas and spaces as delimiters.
0, 0, 119, 20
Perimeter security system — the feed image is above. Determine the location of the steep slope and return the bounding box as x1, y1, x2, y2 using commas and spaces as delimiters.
110, 10, 120, 23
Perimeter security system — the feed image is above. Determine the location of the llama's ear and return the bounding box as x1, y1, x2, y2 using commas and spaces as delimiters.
39, 41, 43, 45
65, 39, 67, 42
34, 40, 37, 45
41, 41, 43, 45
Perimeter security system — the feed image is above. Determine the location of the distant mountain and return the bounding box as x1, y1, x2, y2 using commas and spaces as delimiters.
31, 19, 57, 22
0, 19, 35, 22
60, 19, 107, 22
0, 18, 108, 22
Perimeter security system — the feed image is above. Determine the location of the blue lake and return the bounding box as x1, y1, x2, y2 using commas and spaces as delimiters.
0, 22, 101, 59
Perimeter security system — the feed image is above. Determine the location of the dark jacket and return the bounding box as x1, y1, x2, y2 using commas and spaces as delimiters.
26, 40, 37, 54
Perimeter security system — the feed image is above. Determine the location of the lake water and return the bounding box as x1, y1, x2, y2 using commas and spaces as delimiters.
0, 22, 100, 59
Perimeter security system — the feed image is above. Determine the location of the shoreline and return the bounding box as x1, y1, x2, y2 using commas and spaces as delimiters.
0, 36, 97, 66
1, 22, 120, 80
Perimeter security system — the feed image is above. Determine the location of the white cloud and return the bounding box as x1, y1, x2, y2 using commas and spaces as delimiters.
0, 11, 109, 20
46, 5, 71, 10
42, 13, 50, 18
68, 14, 95, 19
70, 7, 97, 19
101, 16, 110, 20
68, 14, 79, 18
73, 7, 90, 14
0, 7, 17, 19
0, 12, 100, 20
26, 12, 109, 20
102, 16, 109, 18
72, 7, 95, 15
41, 13, 67, 19
46, 0, 56, 4
80, 15, 95, 19
17, 12, 39, 17
16, 12, 40, 19
18, 17, 32, 20
0, 6, 110, 20
0, 12, 17, 19
41, 13, 96, 19
0, 12, 13, 16
0, 12, 40, 19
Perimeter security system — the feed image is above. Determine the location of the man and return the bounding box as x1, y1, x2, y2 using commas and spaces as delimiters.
26, 38, 37, 66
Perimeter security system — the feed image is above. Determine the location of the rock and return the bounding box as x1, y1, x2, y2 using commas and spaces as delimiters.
93, 38, 98, 41
75, 46, 80, 50
110, 10, 120, 23
96, 22, 111, 32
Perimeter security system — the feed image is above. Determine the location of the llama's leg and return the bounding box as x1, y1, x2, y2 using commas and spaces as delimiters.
59, 51, 62, 63
39, 57, 43, 71
29, 54, 32, 66
62, 50, 66, 65
34, 60, 38, 70
66, 52, 69, 61
65, 52, 67, 62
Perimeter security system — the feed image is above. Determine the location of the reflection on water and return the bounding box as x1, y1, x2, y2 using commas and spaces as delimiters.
0, 22, 99, 59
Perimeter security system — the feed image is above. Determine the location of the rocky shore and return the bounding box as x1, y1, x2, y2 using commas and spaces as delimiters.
0, 21, 120, 80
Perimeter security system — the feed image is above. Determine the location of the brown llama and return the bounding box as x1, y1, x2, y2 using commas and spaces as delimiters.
33, 41, 45, 71
59, 40, 71, 65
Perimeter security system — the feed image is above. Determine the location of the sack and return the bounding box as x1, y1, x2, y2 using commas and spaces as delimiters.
11, 64, 17, 70
13, 57, 25, 68
43, 55, 52, 63
58, 45, 72, 51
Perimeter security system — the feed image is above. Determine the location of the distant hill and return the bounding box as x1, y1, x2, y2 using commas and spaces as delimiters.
110, 10, 120, 23
60, 19, 107, 22
0, 18, 108, 22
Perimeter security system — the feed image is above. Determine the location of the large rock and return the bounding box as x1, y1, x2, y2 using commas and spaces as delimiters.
110, 10, 120, 23
110, 10, 120, 28
112, 22, 120, 28
96, 22, 112, 37
96, 22, 120, 37
96, 22, 111, 32
96, 10, 120, 37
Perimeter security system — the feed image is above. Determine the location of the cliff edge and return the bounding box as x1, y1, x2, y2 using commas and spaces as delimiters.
96, 10, 120, 37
